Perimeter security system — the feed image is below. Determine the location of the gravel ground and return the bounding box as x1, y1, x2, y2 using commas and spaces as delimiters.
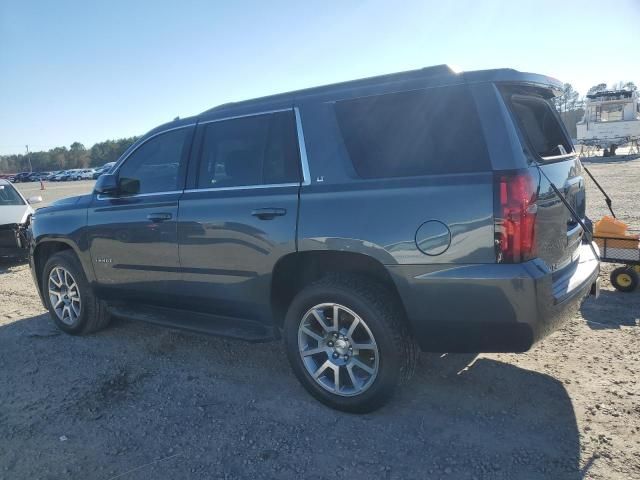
12, 179, 96, 208
1, 161, 639, 480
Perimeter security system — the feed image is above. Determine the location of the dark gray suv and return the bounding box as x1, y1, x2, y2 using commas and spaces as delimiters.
29, 65, 599, 412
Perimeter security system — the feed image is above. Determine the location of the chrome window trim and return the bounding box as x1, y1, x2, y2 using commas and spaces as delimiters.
183, 182, 299, 194
96, 190, 183, 201
97, 182, 301, 200
294, 107, 311, 186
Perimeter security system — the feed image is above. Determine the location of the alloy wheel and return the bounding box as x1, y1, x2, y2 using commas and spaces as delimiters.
298, 303, 379, 397
48, 266, 81, 326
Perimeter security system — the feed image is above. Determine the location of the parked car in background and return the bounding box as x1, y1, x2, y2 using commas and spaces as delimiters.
28, 65, 600, 412
29, 172, 51, 182
0, 179, 41, 257
69, 170, 82, 180
72, 169, 86, 180
12, 172, 32, 183
76, 169, 96, 180
62, 170, 81, 181
92, 162, 116, 179
68, 170, 80, 181
46, 171, 63, 181
50, 170, 72, 182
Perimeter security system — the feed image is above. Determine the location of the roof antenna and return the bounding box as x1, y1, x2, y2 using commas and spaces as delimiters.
174, 116, 180, 121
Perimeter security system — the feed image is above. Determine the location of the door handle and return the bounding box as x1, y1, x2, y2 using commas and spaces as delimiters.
251, 208, 287, 220
147, 212, 173, 222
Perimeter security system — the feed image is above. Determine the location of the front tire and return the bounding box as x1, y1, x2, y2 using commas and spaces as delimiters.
42, 250, 111, 334
284, 274, 417, 413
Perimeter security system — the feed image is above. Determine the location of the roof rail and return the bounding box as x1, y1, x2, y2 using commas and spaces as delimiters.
201, 64, 457, 115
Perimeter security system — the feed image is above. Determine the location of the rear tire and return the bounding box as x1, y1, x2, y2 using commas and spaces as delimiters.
610, 266, 638, 293
284, 274, 417, 413
42, 250, 111, 334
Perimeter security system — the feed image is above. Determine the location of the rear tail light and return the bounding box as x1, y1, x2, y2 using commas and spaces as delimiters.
494, 171, 538, 263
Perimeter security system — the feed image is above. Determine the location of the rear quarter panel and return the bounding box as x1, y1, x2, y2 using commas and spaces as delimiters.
295, 98, 495, 265
298, 176, 495, 265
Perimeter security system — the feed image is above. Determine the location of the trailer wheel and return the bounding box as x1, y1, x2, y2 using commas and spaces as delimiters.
610, 266, 638, 293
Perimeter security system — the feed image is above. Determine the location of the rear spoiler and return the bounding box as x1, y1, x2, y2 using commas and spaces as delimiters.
463, 69, 564, 97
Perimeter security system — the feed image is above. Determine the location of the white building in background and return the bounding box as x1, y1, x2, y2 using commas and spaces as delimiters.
576, 90, 640, 150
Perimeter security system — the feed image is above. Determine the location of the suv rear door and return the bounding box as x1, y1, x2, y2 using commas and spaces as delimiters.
87, 124, 194, 303
176, 109, 303, 323
501, 86, 586, 271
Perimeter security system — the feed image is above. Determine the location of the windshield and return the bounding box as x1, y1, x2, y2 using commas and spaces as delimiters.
0, 184, 25, 206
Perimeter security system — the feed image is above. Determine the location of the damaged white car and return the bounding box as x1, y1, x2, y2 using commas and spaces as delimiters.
0, 179, 42, 258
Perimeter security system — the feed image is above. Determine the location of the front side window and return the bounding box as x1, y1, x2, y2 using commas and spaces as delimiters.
334, 85, 490, 178
0, 184, 25, 206
196, 111, 300, 189
117, 127, 191, 194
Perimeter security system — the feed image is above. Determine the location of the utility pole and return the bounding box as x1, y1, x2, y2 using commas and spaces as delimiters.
25, 145, 33, 172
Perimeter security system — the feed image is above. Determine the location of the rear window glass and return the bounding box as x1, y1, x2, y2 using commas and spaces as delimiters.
505, 93, 573, 159
334, 85, 490, 178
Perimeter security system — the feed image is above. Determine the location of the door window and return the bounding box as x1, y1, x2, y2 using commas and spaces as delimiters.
196, 111, 300, 189
117, 127, 191, 194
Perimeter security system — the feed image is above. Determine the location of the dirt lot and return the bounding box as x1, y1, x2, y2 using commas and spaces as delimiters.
1, 162, 639, 480
11, 179, 97, 208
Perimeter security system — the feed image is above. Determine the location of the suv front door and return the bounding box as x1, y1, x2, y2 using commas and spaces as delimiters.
177, 109, 303, 323
87, 124, 194, 304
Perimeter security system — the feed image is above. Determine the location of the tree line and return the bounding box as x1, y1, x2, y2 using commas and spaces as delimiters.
0, 137, 139, 174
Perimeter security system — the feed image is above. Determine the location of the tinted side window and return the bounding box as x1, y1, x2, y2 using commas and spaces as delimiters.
197, 111, 300, 189
335, 85, 490, 178
118, 128, 191, 194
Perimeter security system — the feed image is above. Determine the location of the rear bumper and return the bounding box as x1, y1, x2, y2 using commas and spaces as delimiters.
388, 243, 600, 353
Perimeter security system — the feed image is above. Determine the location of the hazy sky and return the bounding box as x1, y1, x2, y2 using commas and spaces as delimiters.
1, 0, 639, 155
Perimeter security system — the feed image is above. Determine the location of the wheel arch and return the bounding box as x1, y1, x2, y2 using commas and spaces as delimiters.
32, 240, 84, 299
270, 250, 410, 330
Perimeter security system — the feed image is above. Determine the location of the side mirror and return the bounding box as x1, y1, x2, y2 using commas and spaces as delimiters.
118, 177, 140, 195
27, 195, 43, 204
93, 173, 119, 196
